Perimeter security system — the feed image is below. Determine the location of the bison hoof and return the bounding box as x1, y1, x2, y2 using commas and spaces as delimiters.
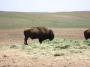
24, 43, 28, 45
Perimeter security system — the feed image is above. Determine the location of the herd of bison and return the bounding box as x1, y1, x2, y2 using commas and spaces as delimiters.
24, 27, 90, 45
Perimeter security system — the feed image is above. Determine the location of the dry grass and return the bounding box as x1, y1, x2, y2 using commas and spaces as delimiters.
0, 28, 90, 67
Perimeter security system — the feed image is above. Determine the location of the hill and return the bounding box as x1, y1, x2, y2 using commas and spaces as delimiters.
0, 11, 90, 29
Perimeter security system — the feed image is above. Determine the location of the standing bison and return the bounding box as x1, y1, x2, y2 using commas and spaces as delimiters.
24, 27, 54, 45
84, 29, 90, 40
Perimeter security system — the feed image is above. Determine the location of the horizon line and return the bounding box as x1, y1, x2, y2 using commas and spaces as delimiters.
0, 10, 90, 13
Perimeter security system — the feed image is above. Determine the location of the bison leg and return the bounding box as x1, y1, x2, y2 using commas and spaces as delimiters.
85, 37, 88, 40
84, 35, 88, 40
39, 38, 43, 44
24, 37, 28, 45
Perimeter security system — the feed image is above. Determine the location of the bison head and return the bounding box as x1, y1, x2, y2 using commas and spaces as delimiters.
48, 30, 54, 41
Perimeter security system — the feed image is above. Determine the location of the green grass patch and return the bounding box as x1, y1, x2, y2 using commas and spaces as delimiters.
0, 38, 90, 57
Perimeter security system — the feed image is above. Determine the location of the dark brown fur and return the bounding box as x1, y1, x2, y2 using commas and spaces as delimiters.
84, 29, 90, 40
24, 27, 54, 45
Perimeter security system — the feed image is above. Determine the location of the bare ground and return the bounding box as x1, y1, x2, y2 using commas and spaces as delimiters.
0, 28, 90, 67
0, 49, 90, 67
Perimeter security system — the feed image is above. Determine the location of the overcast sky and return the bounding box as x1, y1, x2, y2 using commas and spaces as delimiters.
0, 0, 90, 12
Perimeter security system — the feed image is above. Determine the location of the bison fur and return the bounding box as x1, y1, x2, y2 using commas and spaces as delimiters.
24, 27, 54, 45
84, 29, 90, 40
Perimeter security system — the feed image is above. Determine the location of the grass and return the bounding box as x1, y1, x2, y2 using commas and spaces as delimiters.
0, 11, 90, 29
0, 11, 90, 58
0, 38, 90, 58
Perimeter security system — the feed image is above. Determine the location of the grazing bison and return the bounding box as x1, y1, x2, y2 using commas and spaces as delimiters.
24, 27, 54, 45
84, 29, 90, 40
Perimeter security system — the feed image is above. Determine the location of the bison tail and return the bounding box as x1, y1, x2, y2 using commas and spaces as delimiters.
24, 30, 25, 35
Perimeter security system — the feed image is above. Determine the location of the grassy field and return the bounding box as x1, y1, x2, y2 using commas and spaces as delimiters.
0, 38, 90, 67
0, 11, 90, 67
0, 11, 90, 29
0, 38, 90, 58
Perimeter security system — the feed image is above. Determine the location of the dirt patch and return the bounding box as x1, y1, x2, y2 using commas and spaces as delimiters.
53, 28, 87, 40
0, 49, 90, 67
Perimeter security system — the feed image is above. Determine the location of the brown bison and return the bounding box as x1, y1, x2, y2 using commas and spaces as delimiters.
84, 29, 90, 40
24, 27, 54, 45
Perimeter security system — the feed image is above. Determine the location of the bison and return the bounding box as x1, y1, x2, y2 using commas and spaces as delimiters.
24, 27, 54, 45
84, 29, 90, 40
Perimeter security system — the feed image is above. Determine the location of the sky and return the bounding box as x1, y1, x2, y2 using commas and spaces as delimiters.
0, 0, 90, 12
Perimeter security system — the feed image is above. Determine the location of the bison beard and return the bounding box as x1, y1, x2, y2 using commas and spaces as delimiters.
24, 27, 54, 45
84, 29, 90, 40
